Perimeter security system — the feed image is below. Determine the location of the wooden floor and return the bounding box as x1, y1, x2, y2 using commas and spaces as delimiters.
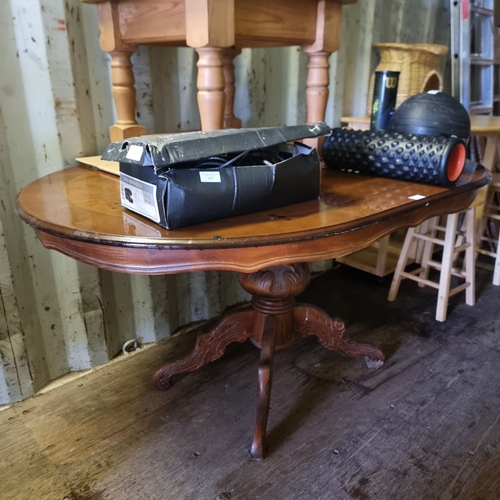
2, 261, 500, 500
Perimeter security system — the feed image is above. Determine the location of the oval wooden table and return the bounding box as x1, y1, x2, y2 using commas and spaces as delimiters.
17, 164, 490, 460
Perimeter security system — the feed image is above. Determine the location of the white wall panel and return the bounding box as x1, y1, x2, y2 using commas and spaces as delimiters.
0, 0, 450, 403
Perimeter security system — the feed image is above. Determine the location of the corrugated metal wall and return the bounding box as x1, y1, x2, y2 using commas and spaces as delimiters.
0, 0, 451, 404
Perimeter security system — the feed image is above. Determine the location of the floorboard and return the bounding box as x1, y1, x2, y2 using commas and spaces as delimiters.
1, 261, 499, 500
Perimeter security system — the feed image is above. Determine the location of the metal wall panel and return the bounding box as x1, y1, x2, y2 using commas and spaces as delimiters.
0, 0, 450, 403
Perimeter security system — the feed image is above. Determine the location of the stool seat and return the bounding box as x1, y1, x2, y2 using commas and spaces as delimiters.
387, 207, 476, 322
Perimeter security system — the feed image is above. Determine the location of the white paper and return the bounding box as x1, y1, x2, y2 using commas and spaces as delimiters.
199, 171, 221, 183
126, 144, 144, 161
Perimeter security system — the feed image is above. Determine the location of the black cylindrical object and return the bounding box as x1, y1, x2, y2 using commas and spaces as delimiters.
370, 71, 400, 131
322, 128, 467, 187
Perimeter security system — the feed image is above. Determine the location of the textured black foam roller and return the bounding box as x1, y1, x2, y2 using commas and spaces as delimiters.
322, 128, 466, 187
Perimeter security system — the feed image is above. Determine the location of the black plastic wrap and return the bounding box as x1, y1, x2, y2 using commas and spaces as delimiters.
102, 122, 331, 169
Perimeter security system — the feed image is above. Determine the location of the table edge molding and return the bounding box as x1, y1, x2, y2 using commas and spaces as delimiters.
34, 190, 479, 274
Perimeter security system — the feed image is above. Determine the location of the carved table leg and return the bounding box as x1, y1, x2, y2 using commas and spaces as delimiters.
153, 306, 254, 389
293, 304, 385, 367
250, 316, 276, 461
154, 263, 384, 460
239, 264, 310, 459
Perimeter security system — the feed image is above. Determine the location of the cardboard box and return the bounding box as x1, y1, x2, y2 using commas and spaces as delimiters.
101, 123, 331, 229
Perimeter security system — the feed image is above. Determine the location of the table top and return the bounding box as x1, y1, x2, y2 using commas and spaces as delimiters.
468, 115, 500, 133
17, 164, 490, 274
81, 0, 355, 49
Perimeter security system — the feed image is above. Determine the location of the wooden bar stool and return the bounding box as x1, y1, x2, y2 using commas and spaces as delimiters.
476, 173, 500, 286
387, 207, 476, 322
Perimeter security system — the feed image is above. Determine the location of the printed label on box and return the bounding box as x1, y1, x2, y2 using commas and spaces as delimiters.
120, 172, 161, 223
199, 171, 221, 183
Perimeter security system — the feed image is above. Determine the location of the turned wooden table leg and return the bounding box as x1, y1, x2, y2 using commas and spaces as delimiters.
108, 49, 147, 142
95, 1, 146, 142
195, 47, 226, 131
185, 0, 234, 131
304, 50, 331, 125
301, 49, 331, 153
301, 0, 342, 151
223, 47, 242, 129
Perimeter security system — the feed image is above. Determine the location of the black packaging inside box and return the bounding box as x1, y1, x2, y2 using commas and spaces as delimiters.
102, 122, 331, 229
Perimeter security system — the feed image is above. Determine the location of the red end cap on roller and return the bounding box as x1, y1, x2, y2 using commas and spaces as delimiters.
446, 143, 466, 182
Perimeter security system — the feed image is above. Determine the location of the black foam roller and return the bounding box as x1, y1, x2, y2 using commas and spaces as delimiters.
322, 128, 466, 187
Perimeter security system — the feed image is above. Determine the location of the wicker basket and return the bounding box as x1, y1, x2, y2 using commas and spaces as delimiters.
366, 43, 449, 115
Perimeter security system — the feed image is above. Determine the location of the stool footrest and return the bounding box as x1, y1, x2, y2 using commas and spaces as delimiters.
398, 270, 471, 296
399, 270, 440, 289
448, 282, 471, 297
388, 207, 476, 321
477, 248, 498, 258
423, 259, 468, 278
412, 234, 447, 245
484, 212, 500, 220
479, 236, 498, 244
454, 242, 472, 253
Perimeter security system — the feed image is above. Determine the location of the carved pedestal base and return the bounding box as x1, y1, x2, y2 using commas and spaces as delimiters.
154, 263, 384, 460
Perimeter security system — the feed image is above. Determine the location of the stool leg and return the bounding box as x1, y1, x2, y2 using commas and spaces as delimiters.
463, 208, 476, 305
436, 213, 459, 322
414, 219, 431, 264
475, 180, 500, 285
491, 183, 500, 286
481, 133, 497, 172
493, 239, 500, 286
374, 234, 391, 277
476, 187, 495, 246
418, 217, 438, 287
388, 227, 417, 301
